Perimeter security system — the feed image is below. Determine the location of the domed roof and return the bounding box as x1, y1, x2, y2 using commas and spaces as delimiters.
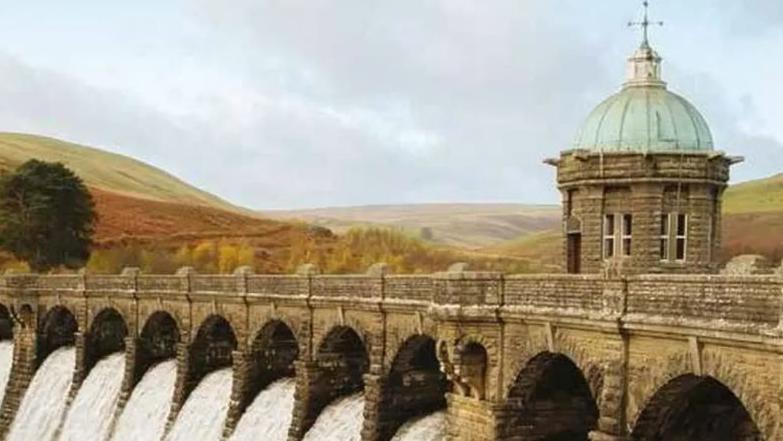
573, 43, 714, 153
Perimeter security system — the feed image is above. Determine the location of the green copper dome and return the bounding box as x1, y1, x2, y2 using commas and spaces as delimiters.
573, 44, 714, 153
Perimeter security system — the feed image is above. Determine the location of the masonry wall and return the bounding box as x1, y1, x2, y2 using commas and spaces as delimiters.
0, 268, 778, 441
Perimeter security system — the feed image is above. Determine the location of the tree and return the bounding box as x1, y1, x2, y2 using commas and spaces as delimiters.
0, 160, 96, 272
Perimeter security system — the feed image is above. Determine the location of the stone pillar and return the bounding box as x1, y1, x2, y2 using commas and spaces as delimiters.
68, 330, 88, 401
165, 339, 190, 435
287, 360, 321, 441
109, 337, 139, 436
360, 373, 384, 441
223, 349, 252, 439
446, 393, 496, 441
588, 359, 628, 441
631, 183, 663, 274
0, 327, 36, 438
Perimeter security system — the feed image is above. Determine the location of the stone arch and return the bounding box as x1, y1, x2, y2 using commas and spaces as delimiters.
185, 314, 238, 399
290, 325, 370, 440
630, 374, 761, 441
377, 334, 447, 441
503, 351, 599, 441
239, 320, 300, 413
552, 331, 607, 405
85, 307, 129, 373
135, 311, 180, 385
452, 337, 490, 400
313, 317, 373, 362
37, 305, 78, 364
0, 304, 13, 340
701, 351, 777, 438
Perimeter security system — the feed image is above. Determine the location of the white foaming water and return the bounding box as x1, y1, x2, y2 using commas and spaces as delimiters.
302, 393, 365, 441
8, 347, 75, 441
58, 352, 126, 441
229, 378, 296, 441
165, 368, 233, 441
391, 411, 447, 441
111, 360, 177, 441
0, 340, 15, 404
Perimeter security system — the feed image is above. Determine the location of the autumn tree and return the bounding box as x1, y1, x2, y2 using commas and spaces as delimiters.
0, 160, 96, 271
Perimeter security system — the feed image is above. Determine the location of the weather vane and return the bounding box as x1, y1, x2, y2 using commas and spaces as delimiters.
628, 1, 663, 46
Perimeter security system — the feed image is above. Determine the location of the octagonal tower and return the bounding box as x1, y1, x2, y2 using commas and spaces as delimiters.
546, 30, 742, 275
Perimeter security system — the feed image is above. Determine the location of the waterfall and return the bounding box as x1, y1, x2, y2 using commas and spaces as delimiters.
0, 340, 14, 404
302, 393, 364, 441
164, 368, 233, 441
391, 411, 447, 441
111, 360, 177, 441
229, 378, 296, 441
58, 352, 126, 441
7, 347, 75, 441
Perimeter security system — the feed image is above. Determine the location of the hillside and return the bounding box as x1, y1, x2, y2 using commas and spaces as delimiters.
265, 203, 561, 249
0, 132, 243, 212
721, 173, 783, 262
724, 173, 783, 214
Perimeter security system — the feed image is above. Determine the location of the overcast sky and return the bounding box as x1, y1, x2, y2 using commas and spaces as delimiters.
0, 1, 780, 209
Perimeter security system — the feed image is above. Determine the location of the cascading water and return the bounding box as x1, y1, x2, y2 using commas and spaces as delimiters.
164, 367, 233, 441
111, 359, 177, 441
391, 411, 447, 441
7, 347, 75, 441
58, 352, 126, 441
302, 393, 365, 441
229, 378, 296, 441
0, 340, 14, 404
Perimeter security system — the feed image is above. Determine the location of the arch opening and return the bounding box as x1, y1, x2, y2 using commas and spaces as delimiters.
378, 335, 447, 441
0, 304, 13, 340
135, 311, 180, 384
37, 305, 78, 365
298, 325, 369, 433
232, 319, 300, 418
316, 326, 368, 396
630, 374, 761, 441
186, 314, 237, 396
504, 352, 598, 441
457, 342, 488, 399
86, 308, 128, 372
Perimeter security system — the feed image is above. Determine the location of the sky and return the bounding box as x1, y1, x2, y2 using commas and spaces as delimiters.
0, 0, 780, 209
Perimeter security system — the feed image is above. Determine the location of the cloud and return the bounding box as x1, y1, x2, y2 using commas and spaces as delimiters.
0, 1, 778, 209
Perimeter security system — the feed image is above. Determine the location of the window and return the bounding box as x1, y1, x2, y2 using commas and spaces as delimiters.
659, 214, 669, 260
604, 213, 632, 259
621, 214, 633, 256
660, 213, 688, 262
675, 214, 687, 261
603, 214, 615, 259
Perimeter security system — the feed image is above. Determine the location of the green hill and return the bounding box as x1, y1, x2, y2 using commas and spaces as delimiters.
0, 132, 244, 213
724, 173, 783, 214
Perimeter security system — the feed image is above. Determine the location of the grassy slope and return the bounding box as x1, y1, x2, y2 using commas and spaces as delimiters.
721, 173, 783, 262
265, 203, 561, 249
0, 132, 243, 212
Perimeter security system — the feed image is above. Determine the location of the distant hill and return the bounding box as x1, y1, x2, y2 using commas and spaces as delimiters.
722, 173, 783, 263
724, 173, 783, 214
265, 203, 561, 249
0, 132, 244, 213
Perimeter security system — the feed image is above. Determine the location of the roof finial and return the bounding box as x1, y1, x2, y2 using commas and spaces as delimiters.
628, 1, 663, 47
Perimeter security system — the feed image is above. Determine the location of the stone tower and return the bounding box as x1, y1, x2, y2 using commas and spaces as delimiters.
546, 12, 742, 275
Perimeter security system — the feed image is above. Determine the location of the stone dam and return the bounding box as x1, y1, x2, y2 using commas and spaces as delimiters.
0, 264, 778, 440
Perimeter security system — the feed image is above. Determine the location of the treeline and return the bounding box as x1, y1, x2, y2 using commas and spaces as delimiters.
13, 227, 534, 275
87, 241, 257, 274
286, 227, 537, 274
